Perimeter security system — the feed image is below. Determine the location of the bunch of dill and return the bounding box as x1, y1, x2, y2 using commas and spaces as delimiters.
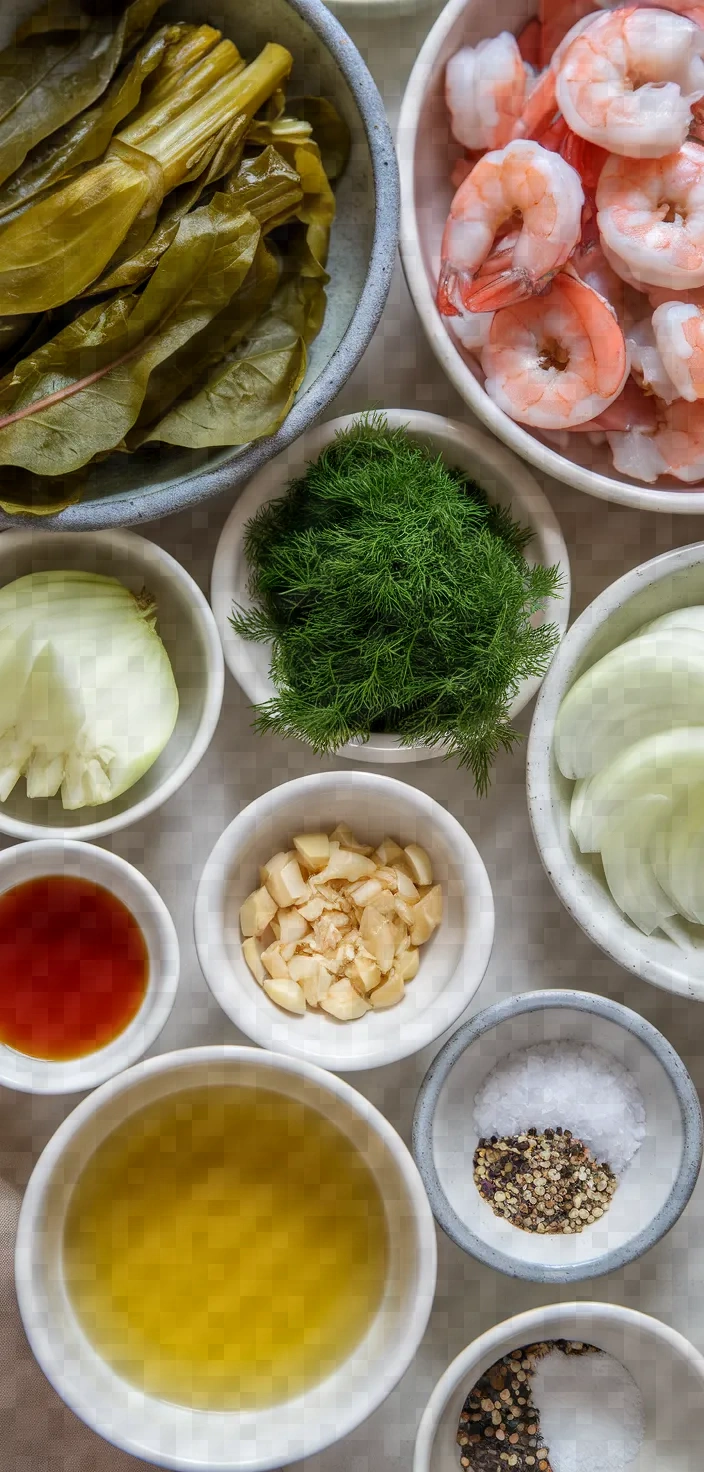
232, 417, 562, 791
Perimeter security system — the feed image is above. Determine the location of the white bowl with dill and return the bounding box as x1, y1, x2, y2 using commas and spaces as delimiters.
211, 410, 570, 768
412, 990, 702, 1283
415, 1302, 704, 1472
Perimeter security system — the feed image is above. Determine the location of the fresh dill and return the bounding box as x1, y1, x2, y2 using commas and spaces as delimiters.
231, 416, 562, 791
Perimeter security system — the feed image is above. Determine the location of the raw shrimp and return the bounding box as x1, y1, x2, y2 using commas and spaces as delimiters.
627, 314, 681, 400
652, 299, 704, 397
449, 308, 494, 355
480, 271, 629, 428
608, 397, 704, 480
437, 139, 584, 316
446, 34, 531, 152
556, 7, 704, 156
597, 142, 704, 289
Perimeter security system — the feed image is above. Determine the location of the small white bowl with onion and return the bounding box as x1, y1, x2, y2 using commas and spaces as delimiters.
194, 770, 495, 1071
210, 409, 570, 765
0, 530, 224, 841
527, 540, 704, 1000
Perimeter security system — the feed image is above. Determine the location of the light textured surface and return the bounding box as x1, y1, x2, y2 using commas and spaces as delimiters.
4, 4, 704, 1468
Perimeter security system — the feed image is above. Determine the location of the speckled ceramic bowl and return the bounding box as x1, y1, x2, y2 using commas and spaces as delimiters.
0, 0, 398, 531
412, 991, 702, 1283
415, 1302, 704, 1472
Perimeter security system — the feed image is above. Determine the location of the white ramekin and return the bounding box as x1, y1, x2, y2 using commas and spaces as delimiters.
0, 839, 179, 1094
16, 1045, 437, 1471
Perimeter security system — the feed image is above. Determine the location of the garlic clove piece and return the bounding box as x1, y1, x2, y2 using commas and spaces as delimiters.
396, 947, 420, 982
242, 937, 266, 986
348, 954, 382, 995
277, 908, 310, 944
360, 906, 396, 975
394, 867, 419, 902
404, 844, 434, 886
316, 850, 377, 883
370, 972, 405, 1009
329, 823, 374, 855
410, 884, 443, 946
321, 978, 371, 1020
374, 837, 404, 866
293, 832, 330, 871
263, 976, 306, 1014
260, 943, 291, 980
240, 885, 278, 939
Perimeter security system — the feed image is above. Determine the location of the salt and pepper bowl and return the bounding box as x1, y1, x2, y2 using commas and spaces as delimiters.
414, 1302, 704, 1472
412, 990, 703, 1283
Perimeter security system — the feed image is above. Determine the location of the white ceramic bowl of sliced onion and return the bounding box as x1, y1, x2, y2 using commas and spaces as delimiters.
194, 770, 495, 1071
527, 539, 704, 1000
210, 409, 570, 764
0, 531, 224, 841
397, 0, 704, 512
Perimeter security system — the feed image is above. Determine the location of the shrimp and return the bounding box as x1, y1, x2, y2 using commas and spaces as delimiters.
597, 142, 704, 289
627, 314, 681, 401
608, 397, 704, 480
556, 7, 704, 157
437, 139, 584, 317
652, 299, 704, 397
445, 35, 531, 152
449, 308, 494, 355
480, 271, 629, 428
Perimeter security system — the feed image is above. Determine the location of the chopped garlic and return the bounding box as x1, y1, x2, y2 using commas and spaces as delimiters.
241, 827, 443, 1023
293, 832, 330, 871
239, 885, 278, 938
263, 976, 306, 1014
404, 844, 433, 887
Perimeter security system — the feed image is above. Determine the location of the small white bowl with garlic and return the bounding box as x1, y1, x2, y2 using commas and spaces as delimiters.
195, 771, 495, 1071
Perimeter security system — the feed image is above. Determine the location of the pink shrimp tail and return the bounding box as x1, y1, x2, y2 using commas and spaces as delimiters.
560, 131, 609, 193
460, 267, 539, 312
538, 0, 596, 66
513, 66, 558, 141
436, 264, 461, 317
517, 16, 542, 67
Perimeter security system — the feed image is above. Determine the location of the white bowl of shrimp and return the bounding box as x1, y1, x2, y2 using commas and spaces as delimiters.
398, 0, 704, 511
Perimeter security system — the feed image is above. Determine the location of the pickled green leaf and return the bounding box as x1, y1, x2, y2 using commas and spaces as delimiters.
225, 146, 303, 233
245, 120, 335, 277
138, 23, 222, 108
132, 238, 280, 436
288, 97, 351, 181
0, 141, 163, 314
0, 194, 261, 475
0, 0, 165, 187
139, 269, 325, 450
86, 112, 249, 294
0, 25, 172, 224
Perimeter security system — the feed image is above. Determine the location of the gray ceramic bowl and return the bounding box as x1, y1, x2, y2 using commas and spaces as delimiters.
413, 990, 703, 1283
0, 0, 398, 531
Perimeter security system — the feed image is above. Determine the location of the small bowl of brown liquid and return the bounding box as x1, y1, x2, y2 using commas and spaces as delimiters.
0, 839, 179, 1093
15, 1046, 437, 1470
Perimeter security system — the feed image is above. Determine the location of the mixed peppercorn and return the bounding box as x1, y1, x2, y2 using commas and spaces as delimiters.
473, 1128, 618, 1234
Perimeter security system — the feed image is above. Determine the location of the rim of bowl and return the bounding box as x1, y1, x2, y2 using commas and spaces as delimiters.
526, 539, 704, 1000
15, 1044, 438, 1471
0, 529, 224, 841
396, 0, 704, 513
412, 988, 704, 1283
194, 770, 496, 1070
413, 1301, 704, 1472
0, 839, 180, 1094
0, 0, 399, 534
211, 409, 571, 763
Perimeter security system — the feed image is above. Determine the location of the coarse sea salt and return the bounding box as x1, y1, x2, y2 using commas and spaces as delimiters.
473, 1041, 646, 1174
531, 1347, 645, 1472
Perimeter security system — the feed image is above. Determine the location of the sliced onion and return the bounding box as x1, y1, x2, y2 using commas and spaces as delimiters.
0, 571, 179, 810
599, 793, 675, 936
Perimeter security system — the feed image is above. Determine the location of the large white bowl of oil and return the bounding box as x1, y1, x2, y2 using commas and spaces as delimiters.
15, 1045, 437, 1471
